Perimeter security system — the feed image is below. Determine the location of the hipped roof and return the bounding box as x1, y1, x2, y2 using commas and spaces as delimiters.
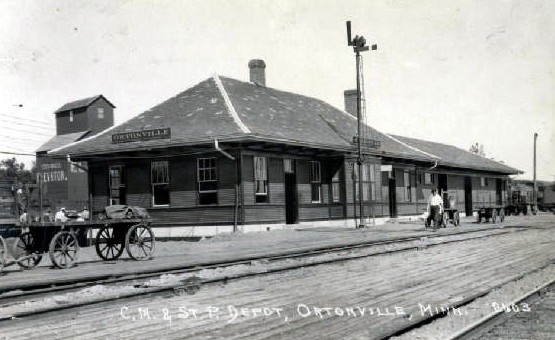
391, 135, 520, 175
48, 75, 519, 174
49, 75, 435, 162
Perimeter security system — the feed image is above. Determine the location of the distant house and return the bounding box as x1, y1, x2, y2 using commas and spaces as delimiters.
47, 60, 519, 233
35, 95, 115, 211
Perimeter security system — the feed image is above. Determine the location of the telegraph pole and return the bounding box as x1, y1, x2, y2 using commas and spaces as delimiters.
346, 21, 377, 228
533, 132, 538, 214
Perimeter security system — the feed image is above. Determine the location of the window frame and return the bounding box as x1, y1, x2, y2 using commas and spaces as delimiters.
69, 110, 74, 123
197, 157, 218, 205
254, 156, 269, 203
109, 165, 125, 206
98, 107, 105, 119
424, 172, 436, 185
404, 170, 412, 202
331, 170, 341, 203
151, 160, 170, 207
309, 161, 321, 203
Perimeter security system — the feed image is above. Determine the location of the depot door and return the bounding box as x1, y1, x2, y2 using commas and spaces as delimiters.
388, 170, 397, 218
464, 176, 472, 216
284, 159, 298, 224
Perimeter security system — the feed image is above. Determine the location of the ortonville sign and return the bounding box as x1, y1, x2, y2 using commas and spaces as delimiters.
112, 128, 171, 144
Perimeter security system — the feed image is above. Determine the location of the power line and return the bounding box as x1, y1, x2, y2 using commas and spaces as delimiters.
0, 125, 52, 137
0, 113, 54, 126
0, 150, 37, 157
0, 135, 46, 143
0, 118, 54, 131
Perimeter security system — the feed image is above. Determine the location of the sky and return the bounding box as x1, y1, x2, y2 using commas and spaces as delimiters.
0, 0, 553, 181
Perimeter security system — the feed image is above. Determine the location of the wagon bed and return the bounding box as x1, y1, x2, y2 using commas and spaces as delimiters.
1, 218, 155, 271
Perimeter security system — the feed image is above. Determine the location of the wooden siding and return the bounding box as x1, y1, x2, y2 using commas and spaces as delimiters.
85, 98, 114, 136
149, 206, 235, 225
170, 191, 197, 208
127, 193, 150, 207
171, 158, 196, 192
299, 206, 330, 220
56, 107, 88, 135
244, 205, 285, 223
127, 161, 150, 195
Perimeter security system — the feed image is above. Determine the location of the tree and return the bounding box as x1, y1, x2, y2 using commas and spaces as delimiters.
0, 158, 36, 215
469, 143, 485, 157
0, 157, 35, 183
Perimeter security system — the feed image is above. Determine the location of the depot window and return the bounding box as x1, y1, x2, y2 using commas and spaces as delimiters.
309, 161, 321, 203
331, 171, 341, 203
198, 157, 218, 205
424, 173, 435, 185
404, 170, 412, 202
151, 161, 170, 206
254, 156, 268, 203
98, 107, 105, 119
109, 165, 126, 205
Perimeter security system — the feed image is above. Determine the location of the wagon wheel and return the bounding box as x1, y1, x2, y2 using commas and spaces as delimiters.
0, 236, 6, 271
95, 226, 124, 261
442, 212, 449, 228
454, 212, 460, 226
491, 209, 497, 223
499, 208, 505, 222
125, 224, 155, 261
14, 232, 42, 269
49, 231, 79, 269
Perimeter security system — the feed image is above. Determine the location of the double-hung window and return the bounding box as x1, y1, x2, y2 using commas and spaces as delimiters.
331, 171, 341, 203
109, 165, 125, 205
198, 158, 218, 205
369, 164, 376, 200
98, 107, 104, 119
354, 163, 375, 201
151, 161, 170, 206
404, 170, 412, 202
254, 157, 268, 203
309, 161, 321, 203
424, 172, 435, 185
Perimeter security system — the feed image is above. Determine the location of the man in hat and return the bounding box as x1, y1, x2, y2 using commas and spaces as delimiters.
427, 188, 443, 230
55, 207, 68, 222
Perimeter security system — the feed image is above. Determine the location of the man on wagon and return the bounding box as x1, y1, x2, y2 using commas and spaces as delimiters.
427, 188, 443, 230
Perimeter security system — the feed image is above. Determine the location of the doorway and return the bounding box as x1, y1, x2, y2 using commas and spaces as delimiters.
388, 170, 397, 218
464, 176, 473, 216
284, 159, 298, 224
496, 178, 503, 205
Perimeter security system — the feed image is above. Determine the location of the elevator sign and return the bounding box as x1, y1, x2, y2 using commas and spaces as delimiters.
112, 128, 171, 144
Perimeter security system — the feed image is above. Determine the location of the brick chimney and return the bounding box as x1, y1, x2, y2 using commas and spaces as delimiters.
343, 89, 357, 117
248, 59, 266, 86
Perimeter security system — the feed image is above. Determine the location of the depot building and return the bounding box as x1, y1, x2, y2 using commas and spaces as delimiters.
47, 60, 520, 234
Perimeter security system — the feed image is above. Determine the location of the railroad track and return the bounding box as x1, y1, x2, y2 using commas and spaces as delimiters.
0, 225, 543, 323
449, 279, 555, 340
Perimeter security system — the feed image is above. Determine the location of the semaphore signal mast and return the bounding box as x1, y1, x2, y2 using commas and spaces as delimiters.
346, 21, 377, 229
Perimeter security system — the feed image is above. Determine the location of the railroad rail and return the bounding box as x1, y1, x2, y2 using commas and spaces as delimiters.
0, 224, 545, 323
449, 279, 555, 340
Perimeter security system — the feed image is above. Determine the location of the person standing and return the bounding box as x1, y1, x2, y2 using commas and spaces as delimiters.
427, 188, 443, 230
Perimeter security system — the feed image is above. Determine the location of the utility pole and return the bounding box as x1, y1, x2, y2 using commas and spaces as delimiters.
346, 21, 377, 228
533, 132, 538, 214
